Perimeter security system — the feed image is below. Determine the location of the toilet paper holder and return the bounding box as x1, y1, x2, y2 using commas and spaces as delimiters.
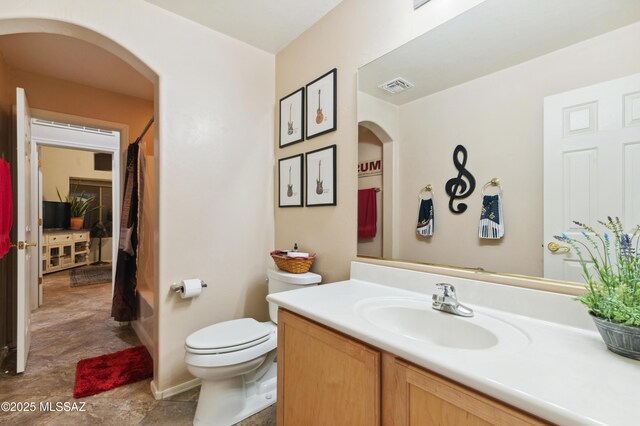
171, 280, 208, 293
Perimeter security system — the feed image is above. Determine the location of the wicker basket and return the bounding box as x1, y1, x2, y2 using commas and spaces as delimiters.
271, 253, 315, 274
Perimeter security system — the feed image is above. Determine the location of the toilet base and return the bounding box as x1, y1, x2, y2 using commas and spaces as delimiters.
193, 360, 277, 426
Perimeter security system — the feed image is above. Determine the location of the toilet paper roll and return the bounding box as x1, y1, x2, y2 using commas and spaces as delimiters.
180, 279, 203, 299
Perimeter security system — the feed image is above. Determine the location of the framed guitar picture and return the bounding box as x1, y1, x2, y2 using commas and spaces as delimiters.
305, 145, 336, 206
305, 68, 337, 140
279, 154, 304, 207
279, 88, 304, 147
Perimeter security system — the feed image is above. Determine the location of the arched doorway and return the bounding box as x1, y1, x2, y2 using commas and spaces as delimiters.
0, 19, 159, 379
358, 120, 394, 258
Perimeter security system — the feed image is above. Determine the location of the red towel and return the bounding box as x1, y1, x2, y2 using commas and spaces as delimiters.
358, 188, 377, 239
0, 159, 12, 258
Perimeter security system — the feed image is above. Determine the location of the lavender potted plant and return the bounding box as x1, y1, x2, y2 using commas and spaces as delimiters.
555, 217, 640, 360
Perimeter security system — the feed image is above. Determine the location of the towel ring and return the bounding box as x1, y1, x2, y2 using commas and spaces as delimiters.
481, 178, 502, 196
419, 184, 434, 200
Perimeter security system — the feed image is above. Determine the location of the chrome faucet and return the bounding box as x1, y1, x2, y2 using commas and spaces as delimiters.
432, 283, 473, 317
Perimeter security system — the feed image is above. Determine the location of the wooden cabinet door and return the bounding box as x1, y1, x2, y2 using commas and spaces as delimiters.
277, 309, 380, 426
383, 355, 548, 426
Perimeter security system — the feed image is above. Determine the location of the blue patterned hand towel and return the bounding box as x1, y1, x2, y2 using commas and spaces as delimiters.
479, 194, 504, 239
416, 198, 434, 237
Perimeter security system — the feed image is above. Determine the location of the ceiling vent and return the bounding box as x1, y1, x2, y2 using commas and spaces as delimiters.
379, 77, 414, 94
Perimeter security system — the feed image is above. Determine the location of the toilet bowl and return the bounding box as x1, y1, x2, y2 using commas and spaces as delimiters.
185, 269, 321, 426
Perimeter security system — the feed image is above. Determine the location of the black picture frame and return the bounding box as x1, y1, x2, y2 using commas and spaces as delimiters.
305, 68, 337, 140
279, 88, 305, 148
278, 154, 304, 207
305, 145, 337, 207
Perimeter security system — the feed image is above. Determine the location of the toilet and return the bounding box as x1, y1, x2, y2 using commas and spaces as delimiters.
184, 269, 321, 426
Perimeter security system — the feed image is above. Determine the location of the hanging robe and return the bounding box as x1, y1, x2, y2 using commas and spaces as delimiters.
111, 143, 139, 321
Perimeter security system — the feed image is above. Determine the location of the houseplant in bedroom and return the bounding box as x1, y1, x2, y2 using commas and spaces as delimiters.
555, 217, 640, 360
56, 185, 97, 230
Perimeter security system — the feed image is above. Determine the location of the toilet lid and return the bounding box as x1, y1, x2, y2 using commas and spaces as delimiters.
185, 318, 272, 352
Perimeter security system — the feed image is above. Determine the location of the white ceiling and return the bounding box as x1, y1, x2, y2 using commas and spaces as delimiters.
0, 2, 342, 101
0, 33, 154, 100
144, 0, 343, 54
359, 0, 640, 105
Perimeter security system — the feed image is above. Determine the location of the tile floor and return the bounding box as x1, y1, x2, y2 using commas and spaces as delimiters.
0, 269, 275, 425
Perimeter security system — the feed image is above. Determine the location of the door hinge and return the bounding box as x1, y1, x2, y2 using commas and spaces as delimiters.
38, 277, 43, 285
38, 218, 42, 226
38, 159, 42, 169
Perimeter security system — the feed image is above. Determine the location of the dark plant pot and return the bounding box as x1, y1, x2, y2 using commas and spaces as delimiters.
590, 313, 640, 360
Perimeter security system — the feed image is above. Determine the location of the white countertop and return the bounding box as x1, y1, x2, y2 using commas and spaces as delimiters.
268, 266, 640, 426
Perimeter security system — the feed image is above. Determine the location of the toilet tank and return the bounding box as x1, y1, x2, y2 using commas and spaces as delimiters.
267, 269, 321, 323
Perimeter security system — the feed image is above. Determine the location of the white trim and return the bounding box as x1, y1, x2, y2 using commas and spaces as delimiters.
151, 378, 201, 401
30, 114, 122, 297
31, 121, 120, 151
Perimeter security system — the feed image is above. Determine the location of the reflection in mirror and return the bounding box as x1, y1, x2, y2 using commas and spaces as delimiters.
358, 122, 394, 259
357, 126, 383, 257
357, 0, 640, 284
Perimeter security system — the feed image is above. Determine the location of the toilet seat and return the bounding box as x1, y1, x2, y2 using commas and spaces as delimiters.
186, 334, 271, 355
185, 319, 277, 368
185, 318, 273, 355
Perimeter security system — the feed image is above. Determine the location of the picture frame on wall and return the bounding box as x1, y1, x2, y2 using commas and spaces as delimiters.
279, 88, 305, 147
278, 154, 304, 207
306, 68, 337, 140
306, 145, 336, 206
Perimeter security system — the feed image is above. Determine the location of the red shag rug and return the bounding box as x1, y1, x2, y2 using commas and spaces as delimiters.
74, 345, 153, 398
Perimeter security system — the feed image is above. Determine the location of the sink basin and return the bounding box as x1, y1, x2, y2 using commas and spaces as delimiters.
354, 297, 529, 351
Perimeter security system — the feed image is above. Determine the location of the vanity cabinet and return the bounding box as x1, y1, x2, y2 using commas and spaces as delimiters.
278, 309, 548, 426
277, 309, 380, 426
383, 354, 547, 426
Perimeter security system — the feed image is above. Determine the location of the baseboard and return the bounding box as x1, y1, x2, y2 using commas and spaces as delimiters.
150, 377, 201, 401
131, 319, 153, 355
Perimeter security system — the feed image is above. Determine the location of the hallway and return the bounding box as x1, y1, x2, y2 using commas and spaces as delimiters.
0, 270, 275, 425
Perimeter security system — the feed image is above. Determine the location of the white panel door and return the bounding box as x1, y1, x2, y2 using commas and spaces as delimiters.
16, 87, 36, 373
544, 74, 640, 282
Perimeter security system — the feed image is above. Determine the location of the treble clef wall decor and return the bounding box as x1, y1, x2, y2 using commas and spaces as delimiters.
445, 145, 476, 214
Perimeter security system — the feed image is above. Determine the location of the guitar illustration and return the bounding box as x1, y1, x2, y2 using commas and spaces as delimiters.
287, 167, 293, 197
287, 104, 294, 135
316, 160, 324, 195
315, 89, 324, 124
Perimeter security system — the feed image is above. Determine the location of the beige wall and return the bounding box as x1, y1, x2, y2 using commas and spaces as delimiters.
6, 66, 154, 267
137, 150, 154, 297
135, 149, 154, 352
357, 126, 382, 257
392, 21, 640, 277
1, 0, 275, 394
40, 146, 113, 262
8, 69, 154, 155
275, 0, 485, 284
40, 146, 112, 202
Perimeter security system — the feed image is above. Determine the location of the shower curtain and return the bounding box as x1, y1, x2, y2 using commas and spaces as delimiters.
111, 143, 139, 321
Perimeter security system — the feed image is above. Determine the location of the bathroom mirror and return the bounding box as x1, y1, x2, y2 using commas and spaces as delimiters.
357, 0, 640, 284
